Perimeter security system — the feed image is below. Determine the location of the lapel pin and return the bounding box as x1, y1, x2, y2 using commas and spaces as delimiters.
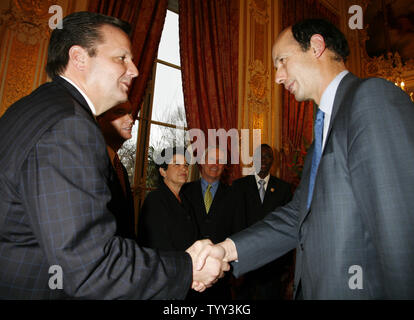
271, 188, 275, 192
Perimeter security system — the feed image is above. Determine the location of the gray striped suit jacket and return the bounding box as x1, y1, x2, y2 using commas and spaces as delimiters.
231, 73, 414, 299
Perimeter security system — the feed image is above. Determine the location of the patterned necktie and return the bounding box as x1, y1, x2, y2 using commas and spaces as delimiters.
113, 153, 127, 197
307, 109, 325, 209
258, 179, 265, 203
204, 184, 213, 214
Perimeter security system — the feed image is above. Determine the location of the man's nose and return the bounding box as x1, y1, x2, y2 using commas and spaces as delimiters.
126, 112, 133, 122
128, 62, 139, 78
275, 67, 286, 85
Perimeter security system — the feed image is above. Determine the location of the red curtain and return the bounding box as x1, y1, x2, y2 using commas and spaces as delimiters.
179, 0, 240, 184
88, 0, 168, 118
279, 0, 339, 188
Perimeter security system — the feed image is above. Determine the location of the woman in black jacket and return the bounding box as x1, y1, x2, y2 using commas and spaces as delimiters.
137, 147, 199, 251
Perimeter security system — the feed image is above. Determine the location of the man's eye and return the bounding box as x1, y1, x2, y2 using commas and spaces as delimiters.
119, 56, 126, 62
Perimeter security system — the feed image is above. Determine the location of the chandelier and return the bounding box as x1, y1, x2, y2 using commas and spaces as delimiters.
366, 52, 414, 102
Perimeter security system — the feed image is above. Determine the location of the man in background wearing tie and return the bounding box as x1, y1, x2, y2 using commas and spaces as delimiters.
184, 146, 243, 300
97, 102, 136, 240
231, 144, 293, 299
196, 18, 414, 299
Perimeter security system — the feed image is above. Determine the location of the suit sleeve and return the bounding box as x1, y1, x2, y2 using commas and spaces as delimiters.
20, 114, 192, 299
230, 178, 301, 277
348, 79, 414, 297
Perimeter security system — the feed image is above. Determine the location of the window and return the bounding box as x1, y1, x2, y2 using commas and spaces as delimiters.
118, 8, 190, 215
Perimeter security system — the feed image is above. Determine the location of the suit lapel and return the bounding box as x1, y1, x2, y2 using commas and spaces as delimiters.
247, 175, 262, 205
323, 73, 360, 152
210, 183, 224, 215
195, 180, 207, 215
264, 176, 276, 199
262, 177, 277, 208
299, 73, 361, 228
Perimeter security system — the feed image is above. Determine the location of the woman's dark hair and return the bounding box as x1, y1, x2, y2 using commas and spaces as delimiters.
291, 19, 349, 62
155, 146, 187, 185
46, 11, 131, 79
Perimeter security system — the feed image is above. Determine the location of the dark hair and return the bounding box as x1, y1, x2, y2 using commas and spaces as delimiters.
155, 146, 188, 185
260, 143, 273, 152
253, 144, 273, 157
291, 19, 349, 62
46, 11, 131, 79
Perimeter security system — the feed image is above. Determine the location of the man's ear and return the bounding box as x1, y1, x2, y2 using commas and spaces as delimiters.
68, 45, 88, 71
309, 34, 326, 58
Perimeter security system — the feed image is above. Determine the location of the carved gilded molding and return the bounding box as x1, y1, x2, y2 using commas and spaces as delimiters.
359, 0, 414, 91
249, 0, 269, 24
238, 0, 282, 175
2, 38, 38, 109
0, 0, 54, 44
247, 59, 270, 114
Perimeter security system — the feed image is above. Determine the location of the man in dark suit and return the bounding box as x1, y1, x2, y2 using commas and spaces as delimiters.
184, 147, 243, 244
97, 102, 136, 240
231, 144, 293, 299
184, 146, 243, 300
197, 19, 414, 299
0, 11, 227, 299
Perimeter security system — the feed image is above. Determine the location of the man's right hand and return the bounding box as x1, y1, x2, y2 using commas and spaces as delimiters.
186, 238, 238, 292
186, 239, 231, 292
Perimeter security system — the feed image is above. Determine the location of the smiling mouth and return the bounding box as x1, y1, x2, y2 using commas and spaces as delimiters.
121, 82, 130, 91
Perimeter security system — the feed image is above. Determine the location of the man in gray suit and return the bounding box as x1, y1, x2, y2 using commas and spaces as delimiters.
195, 19, 414, 299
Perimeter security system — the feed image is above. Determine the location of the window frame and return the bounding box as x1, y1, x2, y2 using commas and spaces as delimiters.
131, 8, 190, 220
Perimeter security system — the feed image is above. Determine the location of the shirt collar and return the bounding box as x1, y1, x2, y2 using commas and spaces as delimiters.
201, 177, 219, 189
59, 75, 97, 116
319, 70, 349, 115
254, 172, 270, 186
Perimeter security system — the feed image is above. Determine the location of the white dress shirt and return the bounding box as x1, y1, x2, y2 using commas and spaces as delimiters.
254, 172, 270, 192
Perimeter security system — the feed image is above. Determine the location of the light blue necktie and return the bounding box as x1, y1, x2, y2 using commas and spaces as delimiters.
258, 179, 265, 203
307, 109, 325, 209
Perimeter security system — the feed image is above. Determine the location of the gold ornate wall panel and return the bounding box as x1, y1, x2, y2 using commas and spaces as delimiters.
238, 0, 282, 176
0, 0, 89, 117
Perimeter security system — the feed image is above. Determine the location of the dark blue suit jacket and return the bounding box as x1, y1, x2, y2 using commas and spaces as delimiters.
231, 174, 292, 227
0, 76, 192, 299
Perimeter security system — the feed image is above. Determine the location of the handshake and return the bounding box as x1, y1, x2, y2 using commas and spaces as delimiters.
185, 238, 238, 292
